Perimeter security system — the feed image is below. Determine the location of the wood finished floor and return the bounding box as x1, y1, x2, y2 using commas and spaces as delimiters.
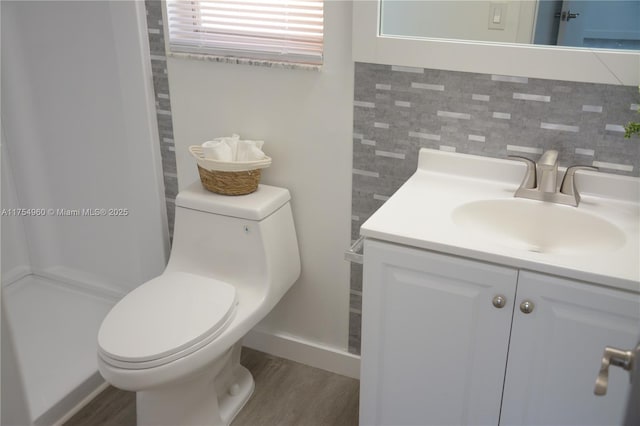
65, 348, 359, 426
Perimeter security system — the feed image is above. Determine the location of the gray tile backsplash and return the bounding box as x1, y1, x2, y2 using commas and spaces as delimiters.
145, 0, 177, 238
349, 62, 640, 354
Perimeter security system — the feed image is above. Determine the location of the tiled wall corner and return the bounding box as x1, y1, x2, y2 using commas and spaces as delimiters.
349, 62, 640, 354
145, 0, 178, 238
348, 262, 363, 354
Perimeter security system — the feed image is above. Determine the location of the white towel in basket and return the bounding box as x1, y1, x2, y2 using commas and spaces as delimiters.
202, 134, 264, 162
236, 140, 265, 161
202, 134, 238, 161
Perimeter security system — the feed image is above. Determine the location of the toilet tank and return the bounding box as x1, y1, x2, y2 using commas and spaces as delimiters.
165, 182, 301, 303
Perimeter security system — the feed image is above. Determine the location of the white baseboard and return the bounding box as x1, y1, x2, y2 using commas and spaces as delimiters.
243, 328, 361, 380
50, 381, 109, 426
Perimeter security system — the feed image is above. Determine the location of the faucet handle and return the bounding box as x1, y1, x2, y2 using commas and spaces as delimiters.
509, 156, 537, 189
560, 165, 598, 206
560, 165, 598, 195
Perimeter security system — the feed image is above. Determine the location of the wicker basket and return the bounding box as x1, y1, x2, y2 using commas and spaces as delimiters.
189, 145, 272, 196
196, 165, 262, 195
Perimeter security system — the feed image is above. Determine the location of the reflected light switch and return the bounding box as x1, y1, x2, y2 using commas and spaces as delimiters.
493, 8, 501, 23
488, 2, 507, 30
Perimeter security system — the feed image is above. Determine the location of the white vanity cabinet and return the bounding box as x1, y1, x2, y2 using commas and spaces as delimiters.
360, 239, 517, 426
360, 239, 640, 426
501, 271, 640, 426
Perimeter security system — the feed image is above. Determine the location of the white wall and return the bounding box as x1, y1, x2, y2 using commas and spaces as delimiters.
1, 1, 169, 296
1, 132, 32, 285
382, 0, 536, 44
167, 1, 354, 351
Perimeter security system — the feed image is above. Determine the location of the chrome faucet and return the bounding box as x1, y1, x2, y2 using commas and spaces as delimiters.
509, 150, 597, 207
536, 150, 559, 193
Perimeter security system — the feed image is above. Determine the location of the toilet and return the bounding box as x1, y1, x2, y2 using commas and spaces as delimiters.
97, 181, 301, 426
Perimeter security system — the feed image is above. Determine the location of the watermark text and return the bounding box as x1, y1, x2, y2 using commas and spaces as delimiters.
1, 208, 130, 217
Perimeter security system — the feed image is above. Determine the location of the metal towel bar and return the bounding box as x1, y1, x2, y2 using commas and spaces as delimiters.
344, 236, 365, 264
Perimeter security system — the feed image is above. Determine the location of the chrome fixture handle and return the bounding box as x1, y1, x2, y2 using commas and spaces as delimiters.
345, 236, 364, 264
594, 345, 637, 396
492, 295, 507, 309
508, 156, 536, 189
519, 300, 535, 314
560, 165, 598, 205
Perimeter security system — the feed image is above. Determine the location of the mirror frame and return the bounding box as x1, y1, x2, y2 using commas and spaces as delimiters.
353, 0, 640, 85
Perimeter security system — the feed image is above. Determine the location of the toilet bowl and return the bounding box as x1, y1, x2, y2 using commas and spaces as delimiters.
97, 181, 301, 426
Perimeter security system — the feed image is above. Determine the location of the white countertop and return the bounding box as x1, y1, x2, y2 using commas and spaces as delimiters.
360, 149, 640, 293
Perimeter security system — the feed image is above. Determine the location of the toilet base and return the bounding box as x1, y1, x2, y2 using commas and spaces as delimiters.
136, 343, 254, 426
218, 364, 254, 424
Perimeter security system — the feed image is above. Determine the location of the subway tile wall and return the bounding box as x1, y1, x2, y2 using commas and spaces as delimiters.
349, 62, 640, 354
145, 0, 178, 238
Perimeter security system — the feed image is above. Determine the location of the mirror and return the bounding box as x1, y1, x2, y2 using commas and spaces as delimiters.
380, 0, 640, 51
352, 1, 640, 85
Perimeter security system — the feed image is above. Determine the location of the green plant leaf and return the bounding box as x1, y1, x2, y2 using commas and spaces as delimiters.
625, 121, 640, 138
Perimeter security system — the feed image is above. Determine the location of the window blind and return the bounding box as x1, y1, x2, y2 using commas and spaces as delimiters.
165, 0, 324, 64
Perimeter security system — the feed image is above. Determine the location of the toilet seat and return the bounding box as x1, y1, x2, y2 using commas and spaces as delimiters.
98, 272, 238, 370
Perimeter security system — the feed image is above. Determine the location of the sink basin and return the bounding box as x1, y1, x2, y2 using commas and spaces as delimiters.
361, 149, 639, 288
451, 199, 626, 255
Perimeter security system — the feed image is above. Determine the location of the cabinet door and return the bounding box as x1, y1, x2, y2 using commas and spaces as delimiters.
359, 240, 518, 426
501, 271, 640, 426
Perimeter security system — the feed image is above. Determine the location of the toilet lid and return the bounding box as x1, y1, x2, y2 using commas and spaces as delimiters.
98, 272, 237, 367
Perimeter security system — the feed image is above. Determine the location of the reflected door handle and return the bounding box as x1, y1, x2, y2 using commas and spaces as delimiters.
560, 10, 580, 22
566, 10, 580, 21
594, 345, 637, 396
556, 10, 580, 21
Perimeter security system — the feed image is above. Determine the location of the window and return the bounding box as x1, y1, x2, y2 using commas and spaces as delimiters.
165, 0, 324, 65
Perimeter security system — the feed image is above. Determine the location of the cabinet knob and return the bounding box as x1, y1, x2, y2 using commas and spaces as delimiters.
519, 300, 535, 314
492, 295, 507, 309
